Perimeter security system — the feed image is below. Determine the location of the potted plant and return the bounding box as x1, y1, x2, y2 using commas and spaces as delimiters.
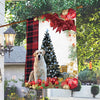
91, 85, 99, 98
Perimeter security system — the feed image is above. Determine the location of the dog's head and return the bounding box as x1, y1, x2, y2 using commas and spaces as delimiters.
33, 49, 45, 61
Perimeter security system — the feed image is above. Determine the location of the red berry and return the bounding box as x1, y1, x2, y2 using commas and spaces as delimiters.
41, 16, 44, 19
42, 81, 45, 84
56, 86, 59, 88
69, 34, 71, 36
28, 82, 32, 85
45, 81, 49, 87
65, 78, 71, 84
36, 79, 42, 86
38, 79, 42, 84
51, 78, 56, 84
31, 81, 35, 85
72, 43, 75, 47
55, 81, 59, 85
40, 86, 43, 89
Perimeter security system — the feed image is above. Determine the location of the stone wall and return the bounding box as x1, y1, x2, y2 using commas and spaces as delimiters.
47, 86, 100, 99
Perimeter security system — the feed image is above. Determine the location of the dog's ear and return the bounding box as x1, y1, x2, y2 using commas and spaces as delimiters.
33, 51, 36, 57
41, 49, 45, 55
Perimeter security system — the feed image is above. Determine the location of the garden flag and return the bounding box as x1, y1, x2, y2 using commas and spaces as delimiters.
25, 9, 78, 90
25, 18, 39, 82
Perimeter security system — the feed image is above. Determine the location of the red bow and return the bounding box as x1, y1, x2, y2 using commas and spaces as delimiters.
42, 13, 76, 33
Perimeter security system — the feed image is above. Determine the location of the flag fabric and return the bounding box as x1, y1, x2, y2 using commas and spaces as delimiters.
25, 18, 39, 82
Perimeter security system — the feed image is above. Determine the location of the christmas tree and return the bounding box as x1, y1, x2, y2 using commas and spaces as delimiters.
41, 30, 61, 78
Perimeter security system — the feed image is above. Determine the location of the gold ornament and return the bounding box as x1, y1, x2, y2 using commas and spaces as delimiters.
25, 82, 29, 87
73, 70, 78, 75
60, 65, 67, 73
73, 34, 76, 38
29, 86, 32, 88
34, 17, 38, 21
58, 78, 64, 82
32, 84, 38, 89
63, 85, 70, 89
62, 9, 68, 15
69, 62, 74, 66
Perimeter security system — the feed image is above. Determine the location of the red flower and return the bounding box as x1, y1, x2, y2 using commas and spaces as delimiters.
45, 81, 49, 87
69, 34, 71, 36
55, 81, 59, 85
28, 82, 32, 86
42, 81, 45, 84
41, 15, 45, 19
40, 86, 43, 89
31, 81, 35, 85
67, 9, 76, 19
36, 79, 42, 86
55, 86, 59, 88
61, 9, 76, 20
72, 43, 75, 47
51, 78, 56, 84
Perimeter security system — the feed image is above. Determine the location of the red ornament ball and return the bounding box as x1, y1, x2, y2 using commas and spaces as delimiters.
55, 81, 59, 85
45, 81, 49, 87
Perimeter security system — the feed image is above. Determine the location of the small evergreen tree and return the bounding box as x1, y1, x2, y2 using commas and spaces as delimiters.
91, 85, 99, 98
41, 31, 61, 78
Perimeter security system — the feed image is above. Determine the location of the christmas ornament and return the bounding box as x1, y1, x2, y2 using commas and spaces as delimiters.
61, 8, 76, 20
68, 78, 78, 89
73, 34, 76, 38
55, 81, 59, 85
25, 82, 29, 87
66, 8, 76, 20
69, 62, 74, 66
72, 43, 75, 47
62, 9, 68, 16
40, 86, 43, 89
32, 84, 38, 89
61, 81, 67, 87
65, 77, 71, 84
63, 85, 70, 89
69, 34, 71, 37
34, 17, 38, 21
58, 78, 63, 82
45, 81, 49, 87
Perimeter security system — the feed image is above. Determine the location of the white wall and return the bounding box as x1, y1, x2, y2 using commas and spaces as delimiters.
0, 0, 5, 99
4, 64, 27, 97
47, 86, 100, 99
